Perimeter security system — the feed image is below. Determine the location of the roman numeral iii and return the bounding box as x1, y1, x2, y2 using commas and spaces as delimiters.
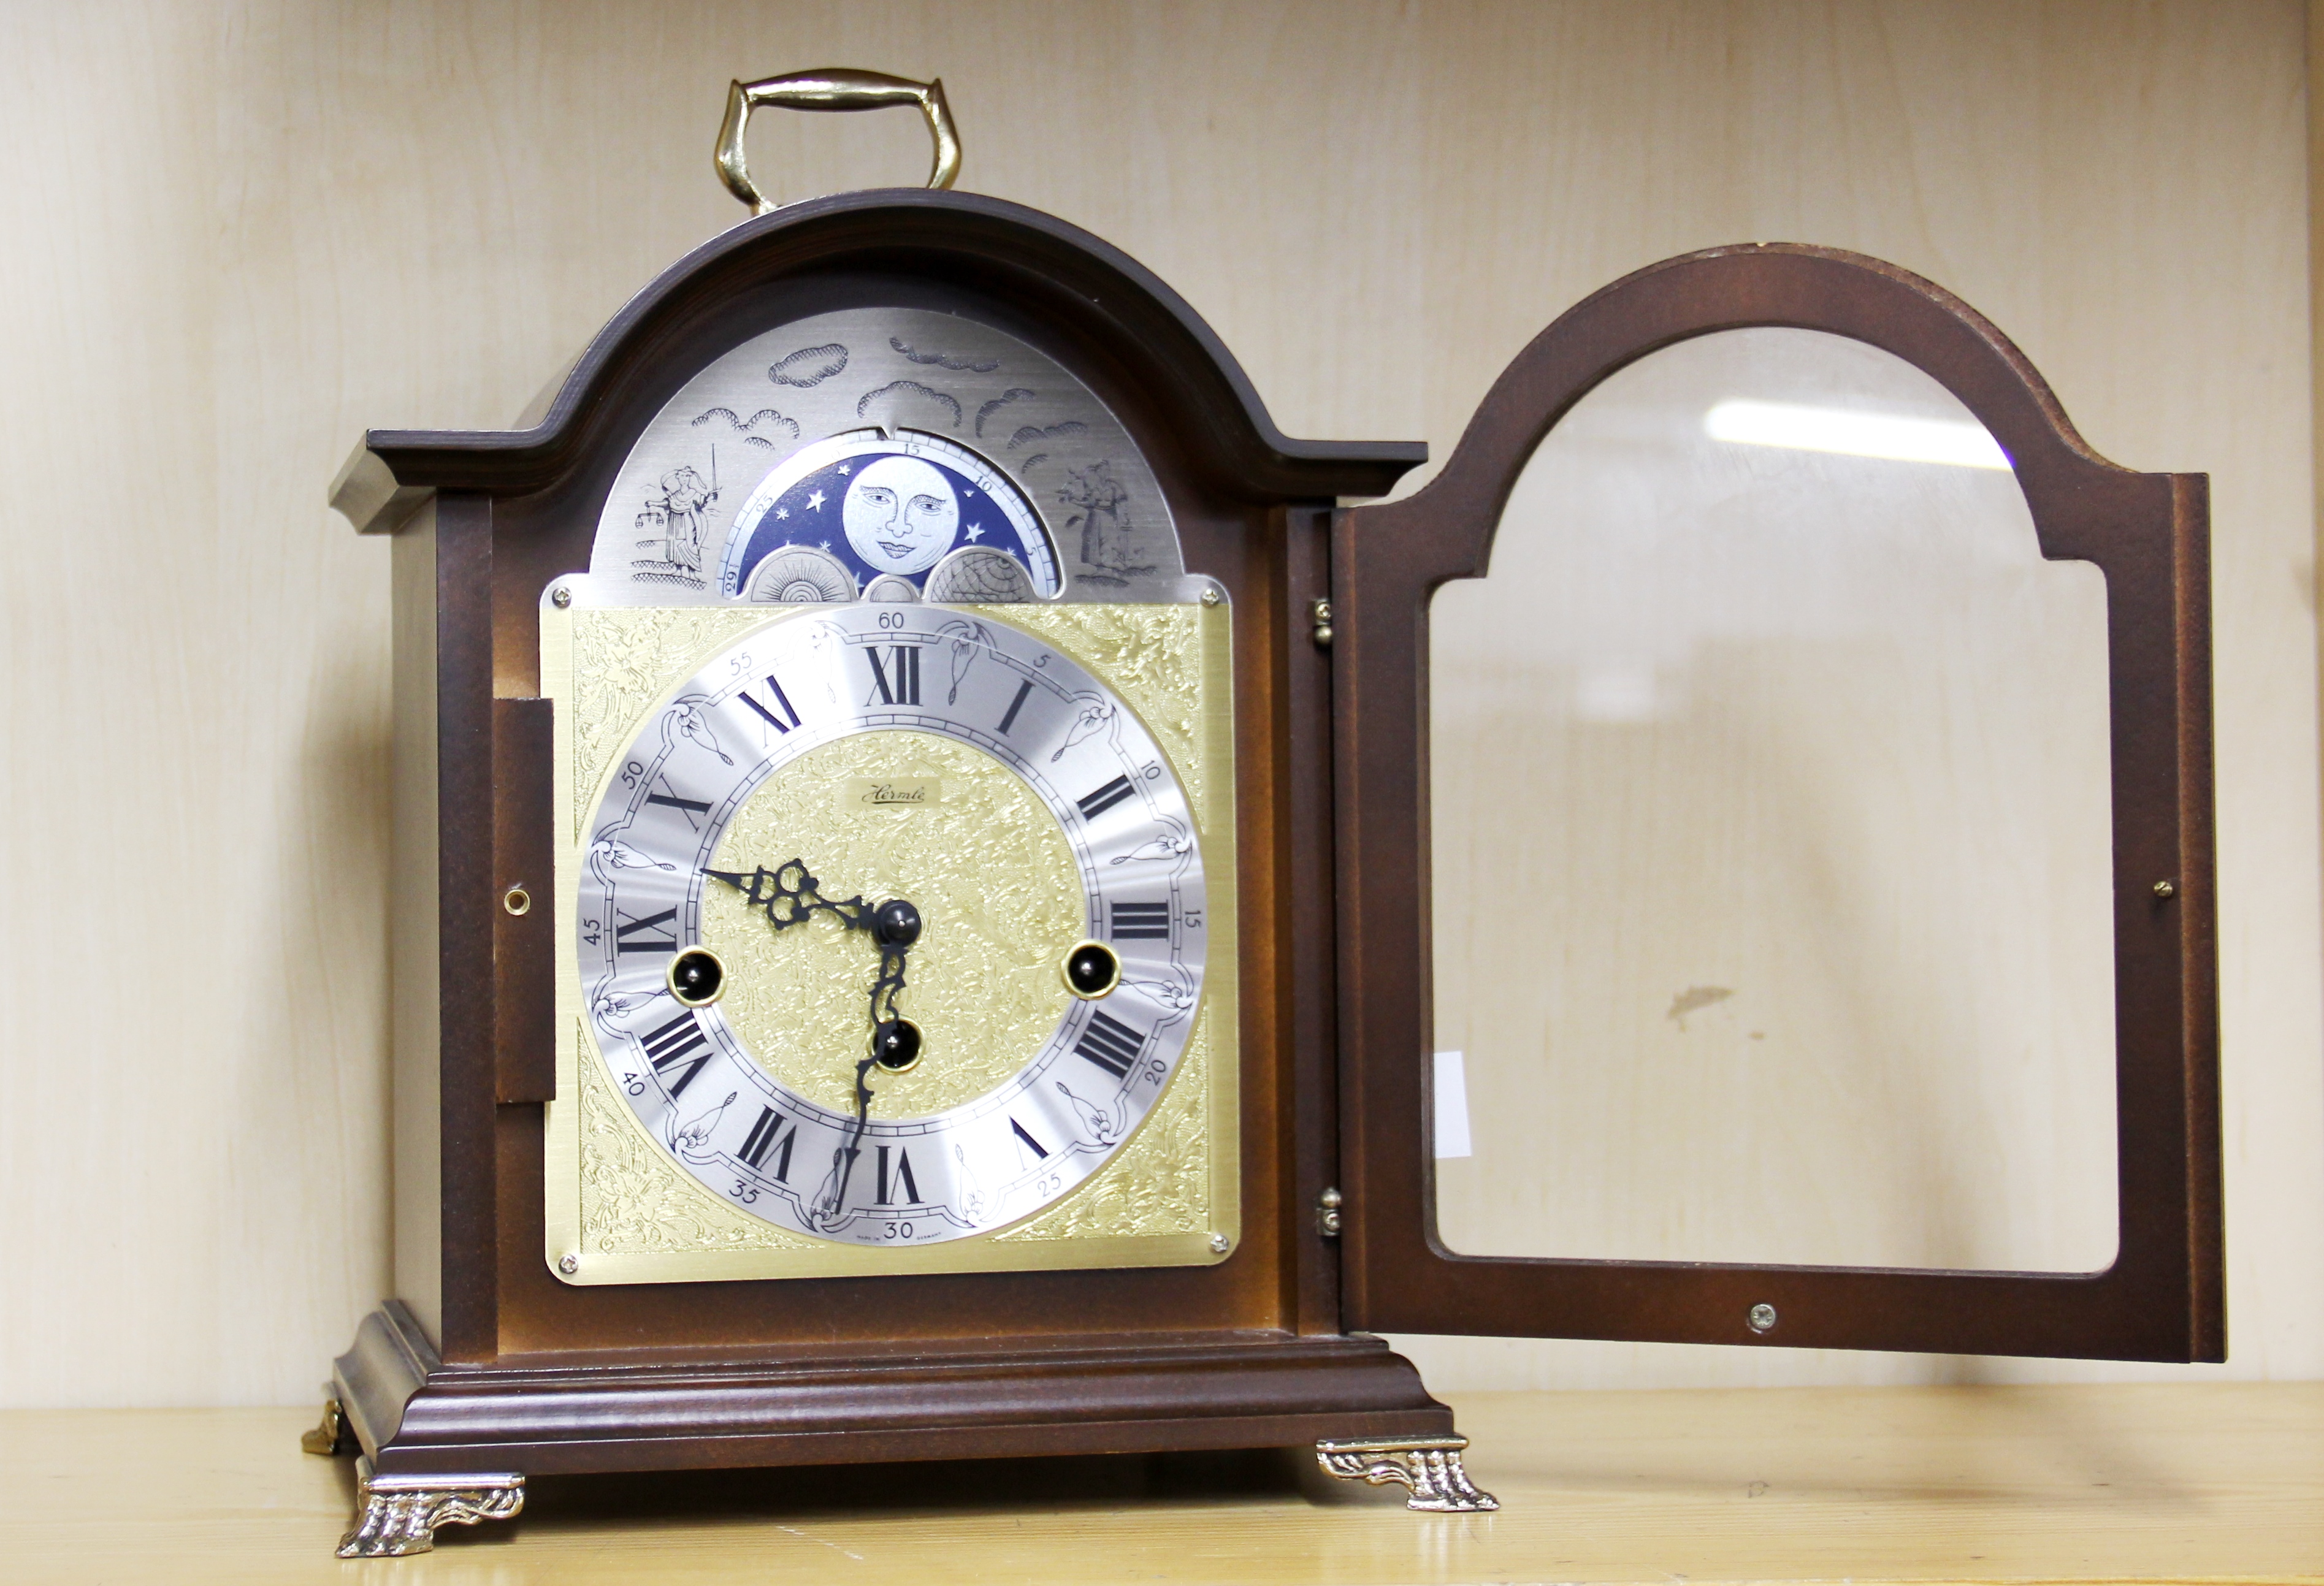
1073, 1008, 1147, 1080
864, 645, 922, 706
1109, 901, 1171, 940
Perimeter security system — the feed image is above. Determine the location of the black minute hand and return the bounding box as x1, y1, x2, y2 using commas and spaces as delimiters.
706, 861, 924, 1227
824, 903, 922, 1226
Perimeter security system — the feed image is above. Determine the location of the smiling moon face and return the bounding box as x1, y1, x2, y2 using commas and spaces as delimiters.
842, 455, 959, 576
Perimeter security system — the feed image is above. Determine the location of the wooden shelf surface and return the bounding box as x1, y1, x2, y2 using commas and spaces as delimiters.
3, 1382, 2318, 1582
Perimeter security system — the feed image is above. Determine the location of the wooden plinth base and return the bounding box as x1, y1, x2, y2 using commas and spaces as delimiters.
331, 1302, 1453, 1482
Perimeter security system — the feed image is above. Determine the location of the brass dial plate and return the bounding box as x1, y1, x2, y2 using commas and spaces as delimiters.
542, 590, 1237, 1283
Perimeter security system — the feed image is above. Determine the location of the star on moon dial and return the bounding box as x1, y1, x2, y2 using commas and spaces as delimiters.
575, 603, 1207, 1249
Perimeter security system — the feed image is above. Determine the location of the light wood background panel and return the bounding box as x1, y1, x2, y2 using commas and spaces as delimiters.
0, 0, 2312, 1407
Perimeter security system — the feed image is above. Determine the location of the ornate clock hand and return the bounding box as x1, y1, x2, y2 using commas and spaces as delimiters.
820, 902, 922, 1228
706, 858, 874, 932
706, 862, 926, 1227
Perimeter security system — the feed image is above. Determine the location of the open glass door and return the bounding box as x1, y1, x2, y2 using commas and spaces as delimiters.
1332, 245, 2221, 1360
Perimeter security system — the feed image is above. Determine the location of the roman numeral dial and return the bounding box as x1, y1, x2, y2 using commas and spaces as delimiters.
565, 595, 1217, 1260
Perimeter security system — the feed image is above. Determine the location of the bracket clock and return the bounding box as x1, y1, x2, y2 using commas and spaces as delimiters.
311, 71, 2222, 1557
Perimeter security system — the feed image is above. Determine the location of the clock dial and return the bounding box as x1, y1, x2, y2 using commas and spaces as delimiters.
575, 602, 1208, 1248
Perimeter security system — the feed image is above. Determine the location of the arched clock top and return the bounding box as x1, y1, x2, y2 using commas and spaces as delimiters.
327, 189, 1428, 537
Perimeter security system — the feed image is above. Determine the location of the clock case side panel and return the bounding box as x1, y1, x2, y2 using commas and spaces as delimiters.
375, 494, 502, 1365
332, 191, 1441, 1473
1332, 243, 2223, 1363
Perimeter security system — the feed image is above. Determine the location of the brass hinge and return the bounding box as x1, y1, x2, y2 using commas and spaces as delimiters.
1316, 1186, 1344, 1237
1310, 597, 1334, 648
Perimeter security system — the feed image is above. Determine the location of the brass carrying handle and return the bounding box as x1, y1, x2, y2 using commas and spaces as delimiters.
716, 68, 961, 215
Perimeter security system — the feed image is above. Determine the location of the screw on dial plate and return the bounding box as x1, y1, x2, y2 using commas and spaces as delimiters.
557, 1254, 579, 1275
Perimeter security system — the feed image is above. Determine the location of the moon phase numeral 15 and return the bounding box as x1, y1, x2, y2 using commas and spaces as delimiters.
613, 905, 679, 955
1073, 1008, 1147, 1080
739, 674, 803, 734
1109, 901, 1170, 940
738, 1106, 797, 1180
639, 1012, 713, 1097
865, 645, 922, 706
1076, 776, 1135, 822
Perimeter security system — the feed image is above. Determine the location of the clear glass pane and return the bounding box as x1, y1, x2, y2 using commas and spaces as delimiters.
1428, 327, 2117, 1273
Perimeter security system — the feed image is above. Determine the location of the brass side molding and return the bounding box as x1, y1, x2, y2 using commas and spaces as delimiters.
1315, 1436, 1499, 1512
717, 68, 960, 215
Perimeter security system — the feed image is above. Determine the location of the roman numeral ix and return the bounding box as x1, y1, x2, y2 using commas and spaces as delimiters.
613, 905, 678, 955
639, 1011, 713, 1098
864, 645, 922, 707
1073, 1008, 1147, 1080
1109, 901, 1171, 940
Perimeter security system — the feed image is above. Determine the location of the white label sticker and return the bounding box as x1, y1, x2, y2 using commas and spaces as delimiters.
1433, 1050, 1473, 1160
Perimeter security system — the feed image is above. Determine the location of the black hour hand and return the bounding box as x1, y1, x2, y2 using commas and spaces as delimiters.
706, 858, 871, 932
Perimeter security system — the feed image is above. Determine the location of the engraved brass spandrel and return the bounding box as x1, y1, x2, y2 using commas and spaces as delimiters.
994, 603, 1209, 822
570, 604, 773, 839
993, 1003, 1210, 1241
699, 730, 1084, 1121
578, 1023, 812, 1255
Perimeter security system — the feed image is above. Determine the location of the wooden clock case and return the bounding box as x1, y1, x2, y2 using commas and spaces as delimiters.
325, 189, 1445, 1496
321, 188, 2222, 1547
